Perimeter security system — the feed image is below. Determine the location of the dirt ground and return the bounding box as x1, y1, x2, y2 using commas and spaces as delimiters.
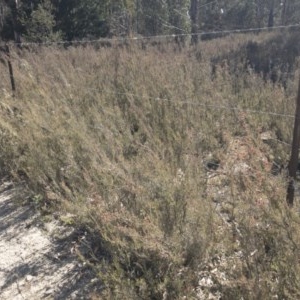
0, 181, 100, 300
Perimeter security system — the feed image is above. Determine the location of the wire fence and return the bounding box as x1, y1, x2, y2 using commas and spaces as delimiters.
0, 65, 297, 120
80, 88, 296, 119
0, 23, 299, 159
1, 23, 299, 47
1, 23, 298, 206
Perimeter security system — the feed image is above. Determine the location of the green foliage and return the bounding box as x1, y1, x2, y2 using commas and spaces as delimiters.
137, 0, 169, 36
54, 0, 109, 40
222, 0, 257, 29
167, 0, 190, 43
1, 0, 300, 42
22, 0, 61, 43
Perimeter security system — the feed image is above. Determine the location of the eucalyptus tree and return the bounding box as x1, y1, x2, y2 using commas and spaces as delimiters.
107, 0, 136, 36
53, 0, 110, 40
0, 0, 7, 35
1, 0, 21, 42
136, 0, 169, 36
23, 0, 60, 42
281, 0, 300, 25
162, 0, 190, 45
190, 0, 199, 45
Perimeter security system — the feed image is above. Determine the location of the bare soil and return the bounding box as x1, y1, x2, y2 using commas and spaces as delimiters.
0, 181, 100, 300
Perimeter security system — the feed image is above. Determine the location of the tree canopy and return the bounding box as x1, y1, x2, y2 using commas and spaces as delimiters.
0, 0, 299, 43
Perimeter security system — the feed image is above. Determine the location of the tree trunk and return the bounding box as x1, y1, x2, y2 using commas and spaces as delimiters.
0, 3, 4, 30
190, 0, 199, 45
281, 0, 287, 25
255, 0, 264, 28
268, 0, 275, 28
5, 0, 21, 43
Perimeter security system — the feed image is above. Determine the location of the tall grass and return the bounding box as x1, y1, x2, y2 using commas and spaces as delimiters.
1, 31, 300, 299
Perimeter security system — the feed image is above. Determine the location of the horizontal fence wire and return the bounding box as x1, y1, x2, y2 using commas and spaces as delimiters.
1, 23, 299, 47
0, 23, 298, 152
75, 87, 297, 119
0, 81, 296, 120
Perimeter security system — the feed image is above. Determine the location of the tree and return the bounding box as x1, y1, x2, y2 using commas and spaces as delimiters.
54, 0, 109, 40
107, 0, 135, 37
23, 0, 61, 42
3, 0, 21, 43
167, 0, 190, 43
190, 0, 199, 45
1, 0, 300, 44
137, 0, 169, 36
268, 0, 275, 28
222, 0, 257, 30
282, 0, 300, 25
0, 0, 7, 36
0, 1, 4, 30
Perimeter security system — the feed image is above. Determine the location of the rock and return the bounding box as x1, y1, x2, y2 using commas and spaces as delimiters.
205, 159, 220, 171
260, 131, 275, 141
233, 162, 250, 175
25, 275, 33, 282
199, 276, 214, 287
44, 288, 55, 295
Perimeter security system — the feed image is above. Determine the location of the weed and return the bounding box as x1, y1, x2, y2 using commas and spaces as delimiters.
0, 31, 300, 299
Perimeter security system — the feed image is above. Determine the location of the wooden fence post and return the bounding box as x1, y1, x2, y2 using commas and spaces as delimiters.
286, 76, 300, 206
5, 45, 16, 95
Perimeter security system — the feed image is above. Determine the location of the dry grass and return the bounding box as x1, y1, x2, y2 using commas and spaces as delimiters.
0, 31, 300, 299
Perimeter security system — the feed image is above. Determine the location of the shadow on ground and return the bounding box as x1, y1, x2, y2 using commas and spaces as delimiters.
0, 181, 102, 300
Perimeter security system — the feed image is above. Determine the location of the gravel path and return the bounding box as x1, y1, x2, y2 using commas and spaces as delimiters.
0, 181, 99, 300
